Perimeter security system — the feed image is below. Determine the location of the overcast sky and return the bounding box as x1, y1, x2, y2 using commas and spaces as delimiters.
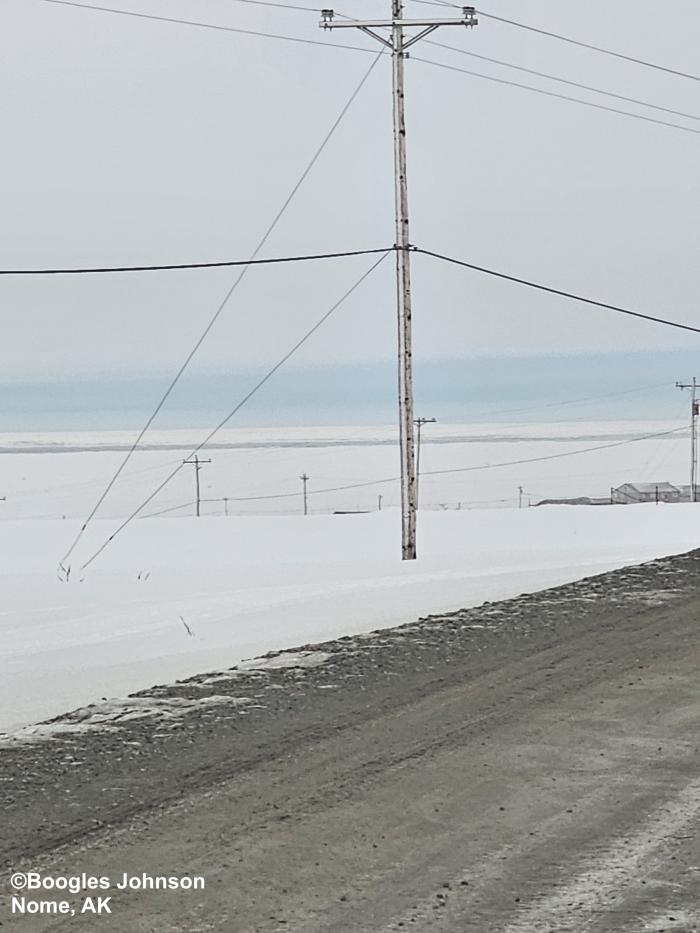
3, 0, 700, 379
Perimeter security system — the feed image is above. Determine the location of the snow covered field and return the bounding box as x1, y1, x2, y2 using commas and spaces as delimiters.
1, 421, 698, 732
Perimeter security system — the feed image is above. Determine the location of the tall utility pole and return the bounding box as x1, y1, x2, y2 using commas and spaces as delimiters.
414, 416, 437, 508
320, 4, 478, 560
300, 473, 309, 516
183, 455, 211, 517
677, 378, 698, 501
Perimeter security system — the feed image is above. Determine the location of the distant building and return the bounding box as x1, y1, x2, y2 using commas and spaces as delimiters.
612, 482, 681, 504
676, 485, 700, 502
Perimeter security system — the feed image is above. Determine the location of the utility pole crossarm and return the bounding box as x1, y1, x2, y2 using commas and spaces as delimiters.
319, 9, 478, 31
321, 17, 475, 28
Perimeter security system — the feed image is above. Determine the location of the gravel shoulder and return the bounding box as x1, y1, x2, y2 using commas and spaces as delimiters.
2, 550, 700, 931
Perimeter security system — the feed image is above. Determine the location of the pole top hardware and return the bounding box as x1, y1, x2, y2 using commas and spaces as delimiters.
463, 6, 478, 27
320, 9, 335, 27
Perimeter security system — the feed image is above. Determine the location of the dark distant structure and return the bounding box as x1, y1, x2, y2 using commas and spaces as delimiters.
612, 482, 681, 504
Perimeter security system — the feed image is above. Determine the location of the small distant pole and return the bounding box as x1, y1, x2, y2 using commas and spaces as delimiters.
223, 496, 229, 517
676, 378, 698, 501
655, 485, 659, 505
183, 454, 211, 517
414, 417, 437, 511
300, 473, 309, 516
518, 485, 524, 509
378, 494, 383, 511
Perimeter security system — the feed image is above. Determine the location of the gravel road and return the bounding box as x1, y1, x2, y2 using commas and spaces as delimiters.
2, 550, 700, 932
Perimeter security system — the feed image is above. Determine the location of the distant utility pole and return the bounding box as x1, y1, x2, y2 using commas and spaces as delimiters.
223, 496, 229, 517
676, 378, 698, 502
414, 416, 437, 508
320, 4, 478, 560
378, 494, 383, 511
300, 473, 309, 516
183, 455, 211, 517
518, 485, 524, 509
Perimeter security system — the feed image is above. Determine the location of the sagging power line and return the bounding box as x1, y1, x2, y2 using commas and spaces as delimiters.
411, 0, 700, 83
414, 248, 700, 336
140, 425, 689, 513
57, 49, 383, 576
0, 247, 391, 276
41, 1, 700, 139
76, 252, 391, 571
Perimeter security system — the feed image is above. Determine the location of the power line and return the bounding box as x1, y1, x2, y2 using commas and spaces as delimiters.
41, 2, 700, 140
234, 0, 700, 125
421, 427, 689, 479
140, 501, 197, 519
410, 0, 700, 83
155, 425, 688, 505
425, 40, 700, 125
228, 0, 320, 12
412, 56, 700, 137
58, 50, 383, 572
476, 10, 700, 85
0, 246, 391, 276
77, 251, 391, 571
39, 0, 373, 52
481, 382, 672, 419
414, 247, 700, 336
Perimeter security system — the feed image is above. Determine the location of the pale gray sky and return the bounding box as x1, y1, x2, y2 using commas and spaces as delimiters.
3, 0, 700, 378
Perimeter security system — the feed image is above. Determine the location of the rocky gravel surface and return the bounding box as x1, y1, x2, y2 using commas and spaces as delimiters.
2, 550, 700, 931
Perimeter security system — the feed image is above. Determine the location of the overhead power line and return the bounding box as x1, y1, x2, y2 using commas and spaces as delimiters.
77, 251, 391, 571
0, 247, 391, 276
41, 2, 700, 139
476, 10, 700, 84
229, 0, 320, 12
412, 56, 700, 137
420, 427, 689, 479
410, 0, 700, 83
58, 49, 383, 572
414, 247, 700, 336
138, 425, 688, 507
481, 382, 673, 419
426, 41, 700, 125
140, 501, 197, 519
40, 0, 372, 52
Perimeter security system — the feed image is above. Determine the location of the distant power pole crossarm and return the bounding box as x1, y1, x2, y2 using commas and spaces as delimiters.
676, 377, 698, 501
183, 455, 212, 517
320, 4, 477, 560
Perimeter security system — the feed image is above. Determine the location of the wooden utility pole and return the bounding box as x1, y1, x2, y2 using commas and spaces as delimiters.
300, 473, 309, 516
676, 378, 698, 501
320, 4, 477, 560
378, 494, 383, 511
183, 455, 211, 517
